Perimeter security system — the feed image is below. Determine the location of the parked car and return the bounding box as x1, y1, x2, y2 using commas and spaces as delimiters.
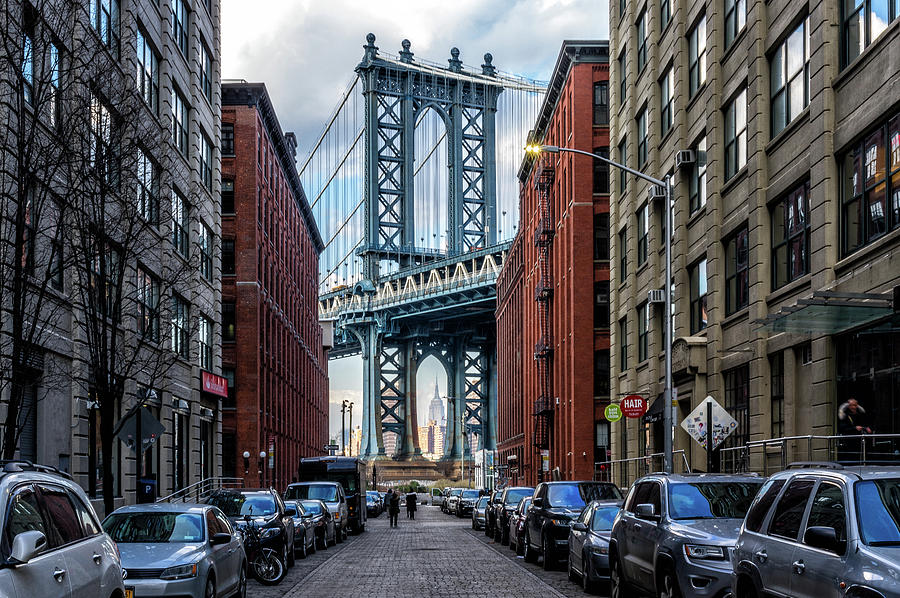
485, 489, 504, 537
105, 503, 246, 598
508, 497, 533, 556
472, 496, 490, 530
445, 488, 464, 515
733, 464, 900, 598
0, 461, 126, 598
495, 486, 535, 545
568, 500, 622, 593
609, 473, 762, 598
284, 481, 348, 542
365, 491, 382, 517
283, 500, 316, 559
206, 488, 296, 569
456, 489, 481, 518
524, 481, 622, 570
297, 499, 336, 550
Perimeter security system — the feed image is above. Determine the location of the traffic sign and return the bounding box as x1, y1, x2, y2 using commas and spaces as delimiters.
324, 444, 340, 452
622, 394, 648, 419
604, 404, 623, 422
680, 396, 738, 450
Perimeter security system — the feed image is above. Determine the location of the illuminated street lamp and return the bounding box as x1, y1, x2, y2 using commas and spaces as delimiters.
524, 144, 676, 474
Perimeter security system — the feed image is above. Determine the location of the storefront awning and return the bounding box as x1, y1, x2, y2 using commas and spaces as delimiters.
756, 291, 894, 334
643, 393, 665, 424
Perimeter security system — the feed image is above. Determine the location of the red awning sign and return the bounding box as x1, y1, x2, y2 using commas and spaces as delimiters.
622, 394, 648, 419
202, 371, 228, 398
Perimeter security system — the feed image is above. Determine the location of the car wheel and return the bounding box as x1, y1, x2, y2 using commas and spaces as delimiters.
501, 525, 509, 546
515, 533, 524, 556
583, 551, 597, 594
309, 535, 316, 554
523, 531, 537, 563
567, 552, 578, 582
610, 554, 630, 598
336, 526, 343, 544
494, 522, 502, 542
204, 576, 216, 598
541, 533, 554, 571
658, 568, 683, 598
282, 543, 290, 568
735, 576, 760, 598
287, 538, 296, 567
236, 564, 247, 598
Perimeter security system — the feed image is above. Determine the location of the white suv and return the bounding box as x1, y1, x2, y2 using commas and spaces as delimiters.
0, 461, 125, 598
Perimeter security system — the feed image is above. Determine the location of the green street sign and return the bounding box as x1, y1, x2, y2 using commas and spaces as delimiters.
604, 404, 623, 422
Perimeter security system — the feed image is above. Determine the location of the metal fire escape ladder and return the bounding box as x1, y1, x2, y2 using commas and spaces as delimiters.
532, 160, 554, 451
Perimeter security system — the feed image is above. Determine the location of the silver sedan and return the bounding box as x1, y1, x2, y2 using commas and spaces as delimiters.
104, 503, 246, 598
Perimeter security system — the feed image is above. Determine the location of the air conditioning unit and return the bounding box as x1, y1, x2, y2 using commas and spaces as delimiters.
648, 289, 666, 304
648, 184, 666, 203
676, 149, 696, 169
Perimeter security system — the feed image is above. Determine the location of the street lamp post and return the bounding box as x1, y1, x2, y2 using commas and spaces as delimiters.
348, 402, 354, 456
525, 144, 675, 474
341, 400, 349, 456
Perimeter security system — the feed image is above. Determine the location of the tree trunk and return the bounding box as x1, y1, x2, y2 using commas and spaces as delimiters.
1, 382, 23, 460
101, 395, 116, 517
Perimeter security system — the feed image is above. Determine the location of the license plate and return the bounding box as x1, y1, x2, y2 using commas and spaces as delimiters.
124, 587, 135, 598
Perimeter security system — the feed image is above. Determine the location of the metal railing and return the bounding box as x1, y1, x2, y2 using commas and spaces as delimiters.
156, 477, 245, 504
594, 451, 691, 488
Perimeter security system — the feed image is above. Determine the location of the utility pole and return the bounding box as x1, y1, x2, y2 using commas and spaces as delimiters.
348, 402, 354, 456
341, 400, 348, 456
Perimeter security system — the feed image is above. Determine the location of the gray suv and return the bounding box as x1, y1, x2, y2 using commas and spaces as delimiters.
733, 464, 900, 598
609, 473, 762, 598
0, 461, 125, 598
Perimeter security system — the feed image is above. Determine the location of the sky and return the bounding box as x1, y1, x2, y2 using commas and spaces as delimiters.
221, 0, 609, 441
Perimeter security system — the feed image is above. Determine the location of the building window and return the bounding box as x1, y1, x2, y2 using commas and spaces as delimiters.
223, 301, 235, 341
593, 82, 609, 126
618, 138, 628, 193
725, 224, 750, 315
198, 315, 212, 370
200, 42, 213, 103
171, 87, 188, 156
594, 213, 609, 260
841, 113, 900, 256
137, 148, 158, 224
660, 0, 671, 29
22, 32, 33, 104
200, 132, 213, 191
772, 182, 810, 289
172, 408, 188, 490
222, 179, 235, 214
771, 352, 784, 439
771, 18, 810, 137
49, 200, 64, 290
199, 221, 212, 281
637, 11, 648, 72
618, 50, 627, 105
843, 0, 900, 67
619, 317, 628, 371
594, 281, 610, 328
136, 28, 159, 114
724, 364, 750, 448
724, 0, 746, 49
689, 136, 708, 213
618, 227, 627, 280
90, 0, 120, 57
637, 302, 649, 362
660, 67, 674, 136
593, 147, 610, 194
171, 0, 188, 57
594, 349, 610, 397
90, 94, 115, 185
137, 267, 160, 342
725, 88, 747, 180
171, 190, 189, 258
690, 258, 708, 334
637, 203, 649, 266
619, 0, 626, 19
48, 43, 60, 126
222, 368, 236, 409
171, 295, 189, 359
91, 240, 121, 319
689, 15, 707, 97
222, 123, 235, 156
637, 109, 648, 169
222, 238, 235, 275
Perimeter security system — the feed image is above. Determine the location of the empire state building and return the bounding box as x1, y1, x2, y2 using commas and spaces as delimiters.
426, 378, 445, 425
418, 379, 446, 458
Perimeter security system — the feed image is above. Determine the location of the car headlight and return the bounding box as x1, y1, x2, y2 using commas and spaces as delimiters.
160, 563, 198, 580
334, 513, 341, 520
259, 527, 280, 539
684, 544, 727, 560
590, 545, 609, 555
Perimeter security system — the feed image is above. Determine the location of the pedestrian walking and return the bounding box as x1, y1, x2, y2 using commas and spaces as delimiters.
838, 398, 873, 463
406, 491, 417, 519
388, 488, 400, 527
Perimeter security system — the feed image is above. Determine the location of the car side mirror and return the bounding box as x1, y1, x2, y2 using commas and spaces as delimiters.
572, 522, 588, 532
9, 531, 47, 565
532, 497, 544, 508
635, 503, 657, 519
284, 507, 297, 517
804, 526, 842, 553
211, 532, 232, 546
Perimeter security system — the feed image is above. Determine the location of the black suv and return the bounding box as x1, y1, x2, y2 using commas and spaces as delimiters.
494, 486, 535, 544
524, 481, 622, 570
206, 488, 296, 568
484, 489, 503, 537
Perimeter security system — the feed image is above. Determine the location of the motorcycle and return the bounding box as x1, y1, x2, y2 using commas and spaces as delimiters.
240, 515, 286, 585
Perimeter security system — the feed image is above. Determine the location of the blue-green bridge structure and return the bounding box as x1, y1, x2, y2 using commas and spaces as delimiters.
302, 34, 545, 463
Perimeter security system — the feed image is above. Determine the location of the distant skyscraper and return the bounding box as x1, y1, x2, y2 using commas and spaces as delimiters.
427, 378, 445, 426
418, 419, 445, 459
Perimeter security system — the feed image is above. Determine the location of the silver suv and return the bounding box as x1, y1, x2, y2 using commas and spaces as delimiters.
0, 461, 125, 598
733, 464, 900, 598
609, 472, 762, 598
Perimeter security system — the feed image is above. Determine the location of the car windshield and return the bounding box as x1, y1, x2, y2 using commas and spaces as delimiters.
208, 493, 277, 518
518, 498, 532, 514
476, 497, 489, 508
547, 484, 621, 508
591, 506, 619, 531
668, 482, 762, 519
285, 501, 305, 517
462, 490, 480, 499
504, 488, 532, 505
286, 484, 339, 502
300, 501, 324, 516
103, 512, 204, 543
450, 489, 463, 496
855, 479, 900, 546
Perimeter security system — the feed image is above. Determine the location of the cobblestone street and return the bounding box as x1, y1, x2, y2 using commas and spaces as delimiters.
247, 505, 600, 597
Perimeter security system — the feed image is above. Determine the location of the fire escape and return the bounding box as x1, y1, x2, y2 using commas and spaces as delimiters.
533, 159, 554, 455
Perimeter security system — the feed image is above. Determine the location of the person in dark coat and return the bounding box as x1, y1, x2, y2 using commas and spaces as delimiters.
838, 398, 873, 463
406, 492, 417, 519
387, 489, 400, 527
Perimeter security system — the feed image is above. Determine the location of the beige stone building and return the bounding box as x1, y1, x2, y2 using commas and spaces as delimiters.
609, 0, 900, 480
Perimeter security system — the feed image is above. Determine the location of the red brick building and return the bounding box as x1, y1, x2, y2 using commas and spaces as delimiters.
221, 83, 328, 489
496, 41, 610, 485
